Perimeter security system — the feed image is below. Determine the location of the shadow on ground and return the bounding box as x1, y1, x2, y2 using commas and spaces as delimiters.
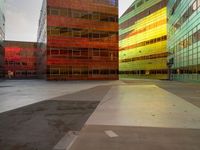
0, 85, 112, 150
0, 100, 99, 150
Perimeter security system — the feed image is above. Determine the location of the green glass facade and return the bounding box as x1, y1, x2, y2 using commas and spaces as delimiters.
0, 0, 5, 78
168, 0, 200, 82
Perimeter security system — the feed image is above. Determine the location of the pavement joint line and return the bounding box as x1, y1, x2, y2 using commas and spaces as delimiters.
104, 130, 119, 138
100, 97, 112, 105
189, 96, 200, 99
53, 131, 79, 150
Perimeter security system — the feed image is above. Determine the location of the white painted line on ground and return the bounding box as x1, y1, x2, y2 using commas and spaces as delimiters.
104, 130, 119, 138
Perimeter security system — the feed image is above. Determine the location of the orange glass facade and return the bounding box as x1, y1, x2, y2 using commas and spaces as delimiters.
4, 41, 38, 79
38, 0, 119, 80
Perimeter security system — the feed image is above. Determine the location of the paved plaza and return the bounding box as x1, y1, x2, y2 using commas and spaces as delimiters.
0, 79, 200, 150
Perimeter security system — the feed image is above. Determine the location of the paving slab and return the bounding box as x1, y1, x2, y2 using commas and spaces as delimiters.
51, 85, 111, 101
86, 85, 200, 129
0, 100, 99, 150
122, 80, 200, 108
0, 80, 122, 113
70, 125, 200, 150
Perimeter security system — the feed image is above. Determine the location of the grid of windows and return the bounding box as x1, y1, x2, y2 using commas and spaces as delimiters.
119, 0, 168, 80
47, 66, 118, 80
120, 0, 167, 29
4, 41, 38, 79
38, 0, 119, 80
93, 0, 118, 6
120, 19, 166, 39
120, 52, 168, 63
47, 7, 118, 22
47, 47, 118, 60
172, 0, 200, 31
47, 26, 118, 40
120, 35, 167, 51
168, 0, 200, 81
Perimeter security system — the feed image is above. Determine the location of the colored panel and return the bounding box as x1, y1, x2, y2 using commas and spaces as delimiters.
37, 0, 119, 80
119, 0, 168, 79
4, 41, 38, 79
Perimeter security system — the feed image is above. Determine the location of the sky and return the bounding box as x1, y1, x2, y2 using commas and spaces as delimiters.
5, 0, 134, 42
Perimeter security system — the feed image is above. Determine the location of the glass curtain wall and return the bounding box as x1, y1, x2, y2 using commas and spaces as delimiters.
168, 0, 200, 82
38, 0, 119, 80
119, 0, 168, 79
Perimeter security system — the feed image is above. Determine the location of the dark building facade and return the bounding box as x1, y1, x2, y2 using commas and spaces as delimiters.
168, 0, 200, 82
37, 0, 119, 80
4, 41, 38, 79
0, 0, 5, 78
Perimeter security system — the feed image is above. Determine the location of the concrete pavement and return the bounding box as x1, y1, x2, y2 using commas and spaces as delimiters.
0, 80, 124, 113
70, 83, 200, 150
1, 79, 200, 150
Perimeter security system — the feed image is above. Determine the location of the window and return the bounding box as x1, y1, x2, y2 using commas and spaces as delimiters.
60, 28, 72, 37
101, 51, 108, 57
100, 14, 109, 22
51, 69, 59, 75
60, 69, 68, 75
193, 32, 198, 43
51, 27, 60, 36
198, 30, 200, 40
109, 16, 116, 22
73, 29, 81, 37
80, 12, 89, 19
92, 12, 100, 21
60, 9, 68, 16
193, 1, 197, 10
51, 8, 59, 15
188, 35, 193, 46
73, 49, 81, 56
93, 32, 100, 38
137, 0, 144, 7
60, 50, 68, 56
72, 10, 81, 18
73, 68, 81, 76
51, 50, 59, 55
81, 30, 89, 38
93, 48, 100, 56
93, 70, 99, 75
100, 70, 109, 75
100, 32, 109, 38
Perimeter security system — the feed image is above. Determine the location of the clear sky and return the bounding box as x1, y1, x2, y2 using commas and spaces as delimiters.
5, 0, 134, 42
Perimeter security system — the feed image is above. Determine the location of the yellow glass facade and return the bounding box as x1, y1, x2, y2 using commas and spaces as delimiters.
119, 0, 168, 79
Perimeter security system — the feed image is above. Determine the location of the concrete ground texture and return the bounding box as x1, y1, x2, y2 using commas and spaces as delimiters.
0, 79, 200, 150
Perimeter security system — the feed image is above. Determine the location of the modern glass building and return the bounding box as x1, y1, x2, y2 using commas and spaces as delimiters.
37, 0, 119, 80
168, 0, 200, 82
4, 41, 38, 79
119, 0, 168, 79
0, 0, 5, 78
